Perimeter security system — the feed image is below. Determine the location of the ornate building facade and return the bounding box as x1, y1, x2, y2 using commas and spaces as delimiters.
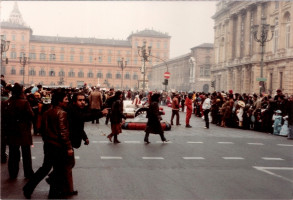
150, 43, 213, 92
0, 3, 170, 89
212, 1, 293, 95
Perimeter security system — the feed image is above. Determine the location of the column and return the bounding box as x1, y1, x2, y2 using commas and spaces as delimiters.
236, 14, 242, 59
227, 18, 234, 61
245, 8, 251, 57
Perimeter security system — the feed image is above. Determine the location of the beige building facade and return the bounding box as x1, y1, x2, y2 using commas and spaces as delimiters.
150, 43, 214, 92
212, 1, 293, 95
0, 3, 170, 89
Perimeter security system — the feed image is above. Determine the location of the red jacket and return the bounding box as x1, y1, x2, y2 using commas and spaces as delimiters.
185, 97, 193, 111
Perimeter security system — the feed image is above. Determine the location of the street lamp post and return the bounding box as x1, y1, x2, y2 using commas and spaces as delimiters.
1, 35, 10, 66
19, 53, 28, 86
118, 57, 127, 90
252, 16, 275, 95
137, 41, 152, 92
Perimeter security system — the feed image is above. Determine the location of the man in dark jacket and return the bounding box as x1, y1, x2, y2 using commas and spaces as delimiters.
68, 92, 108, 148
2, 83, 34, 179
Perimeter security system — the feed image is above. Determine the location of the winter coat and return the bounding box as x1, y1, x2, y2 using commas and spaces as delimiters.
145, 101, 163, 134
67, 104, 102, 148
89, 90, 103, 110
110, 99, 125, 124
40, 106, 72, 150
2, 96, 34, 146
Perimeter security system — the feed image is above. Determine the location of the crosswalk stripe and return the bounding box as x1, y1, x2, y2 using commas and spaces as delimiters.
33, 142, 43, 144
187, 142, 203, 144
101, 156, 122, 159
248, 143, 264, 145
142, 157, 164, 160
222, 157, 244, 160
277, 144, 293, 147
183, 157, 205, 160
218, 142, 234, 144
124, 141, 141, 143
262, 157, 284, 161
75, 156, 80, 159
97, 141, 110, 143
155, 141, 173, 143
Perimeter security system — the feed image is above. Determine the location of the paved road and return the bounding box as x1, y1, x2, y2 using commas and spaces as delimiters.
1, 106, 293, 199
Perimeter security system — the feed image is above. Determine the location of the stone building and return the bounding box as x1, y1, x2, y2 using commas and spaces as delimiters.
150, 43, 214, 93
0, 3, 170, 89
212, 1, 293, 95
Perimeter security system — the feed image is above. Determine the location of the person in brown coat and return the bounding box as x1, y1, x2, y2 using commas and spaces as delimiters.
170, 93, 181, 125
89, 87, 103, 124
1, 83, 35, 179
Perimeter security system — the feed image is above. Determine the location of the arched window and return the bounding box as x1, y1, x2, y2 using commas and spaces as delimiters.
116, 73, 121, 79
59, 70, 65, 77
88, 71, 93, 78
78, 71, 84, 78
49, 70, 55, 77
133, 73, 138, 80
97, 71, 103, 78
106, 72, 112, 79
124, 72, 130, 79
29, 68, 36, 76
68, 70, 75, 77
11, 67, 16, 75
39, 68, 46, 77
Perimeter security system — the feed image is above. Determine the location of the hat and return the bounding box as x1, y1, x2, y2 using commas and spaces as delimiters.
238, 100, 245, 108
276, 89, 282, 93
275, 110, 282, 114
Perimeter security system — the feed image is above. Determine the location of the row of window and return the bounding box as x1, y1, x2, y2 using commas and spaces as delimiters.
1, 67, 139, 80
4, 52, 168, 64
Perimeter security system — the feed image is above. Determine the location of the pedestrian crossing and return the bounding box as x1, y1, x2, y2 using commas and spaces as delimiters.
32, 140, 293, 147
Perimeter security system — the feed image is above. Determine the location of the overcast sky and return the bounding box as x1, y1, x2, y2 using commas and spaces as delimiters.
1, 1, 217, 58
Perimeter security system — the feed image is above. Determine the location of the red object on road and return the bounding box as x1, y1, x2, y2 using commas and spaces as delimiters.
164, 72, 170, 79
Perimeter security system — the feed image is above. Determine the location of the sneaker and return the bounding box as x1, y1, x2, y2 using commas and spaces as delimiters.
185, 125, 192, 128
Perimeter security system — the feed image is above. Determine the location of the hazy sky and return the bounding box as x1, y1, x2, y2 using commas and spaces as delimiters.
1, 1, 217, 58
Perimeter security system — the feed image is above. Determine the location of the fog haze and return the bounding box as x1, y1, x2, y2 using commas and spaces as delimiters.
1, 1, 217, 58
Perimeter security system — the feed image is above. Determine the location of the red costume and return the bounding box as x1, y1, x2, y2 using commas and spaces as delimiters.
185, 97, 193, 126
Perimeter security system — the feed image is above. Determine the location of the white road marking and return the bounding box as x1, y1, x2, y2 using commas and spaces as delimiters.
222, 157, 244, 160
75, 156, 80, 159
261, 157, 284, 161
142, 157, 164, 160
92, 141, 98, 143
218, 142, 234, 144
124, 141, 141, 143
101, 156, 122, 159
33, 142, 43, 144
187, 142, 203, 144
253, 166, 293, 183
248, 143, 264, 145
183, 157, 205, 160
155, 141, 173, 143
97, 141, 110, 143
277, 144, 293, 147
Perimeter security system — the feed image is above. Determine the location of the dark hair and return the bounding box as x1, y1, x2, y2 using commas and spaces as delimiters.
11, 83, 23, 97
51, 89, 67, 106
114, 91, 122, 100
72, 92, 86, 103
151, 93, 160, 102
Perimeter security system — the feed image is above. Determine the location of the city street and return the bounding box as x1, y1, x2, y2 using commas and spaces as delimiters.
1, 106, 293, 199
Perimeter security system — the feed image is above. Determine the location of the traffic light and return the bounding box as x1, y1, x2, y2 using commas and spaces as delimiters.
162, 79, 168, 85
